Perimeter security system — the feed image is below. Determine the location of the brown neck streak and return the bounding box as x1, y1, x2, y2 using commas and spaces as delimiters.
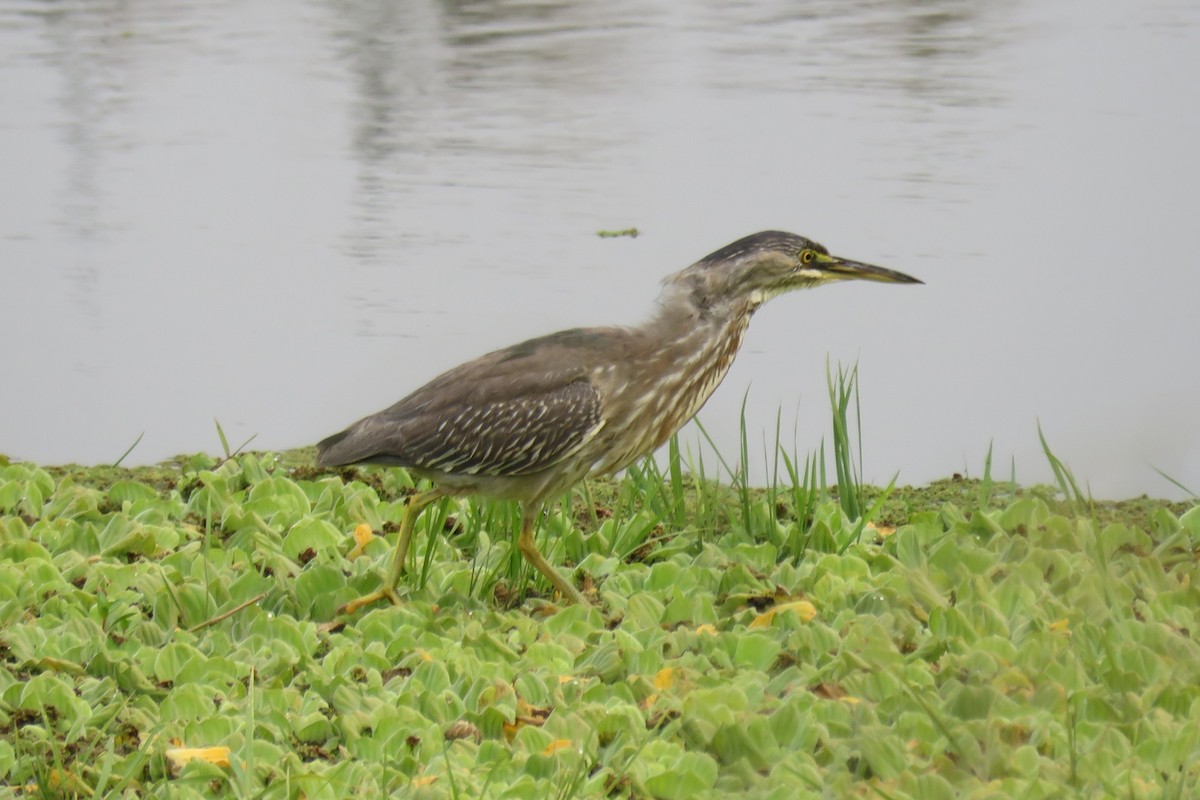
591, 287, 756, 474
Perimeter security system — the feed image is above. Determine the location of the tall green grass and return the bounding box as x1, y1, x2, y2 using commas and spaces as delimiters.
826, 361, 864, 520
1037, 421, 1091, 513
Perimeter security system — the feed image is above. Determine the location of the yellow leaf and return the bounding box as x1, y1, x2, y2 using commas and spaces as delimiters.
348, 523, 375, 559
1049, 618, 1070, 633
412, 775, 438, 787
695, 624, 718, 636
653, 667, 675, 691
749, 599, 817, 628
165, 745, 231, 770
542, 739, 573, 756
840, 696, 862, 705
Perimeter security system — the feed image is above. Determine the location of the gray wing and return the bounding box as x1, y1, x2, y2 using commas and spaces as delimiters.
316, 328, 622, 477
397, 378, 603, 476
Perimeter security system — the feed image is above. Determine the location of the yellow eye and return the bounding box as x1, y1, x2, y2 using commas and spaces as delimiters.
799, 249, 815, 264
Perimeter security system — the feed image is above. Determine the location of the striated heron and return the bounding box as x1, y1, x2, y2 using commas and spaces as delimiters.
317, 230, 921, 611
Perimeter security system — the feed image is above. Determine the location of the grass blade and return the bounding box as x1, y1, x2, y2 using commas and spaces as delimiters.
827, 360, 863, 520
1036, 421, 1090, 513
1149, 464, 1198, 498
112, 431, 145, 468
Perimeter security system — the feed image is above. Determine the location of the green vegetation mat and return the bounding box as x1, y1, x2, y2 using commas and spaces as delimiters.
1, 451, 1197, 798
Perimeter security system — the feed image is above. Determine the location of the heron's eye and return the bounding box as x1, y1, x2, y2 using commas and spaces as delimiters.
799, 249, 815, 264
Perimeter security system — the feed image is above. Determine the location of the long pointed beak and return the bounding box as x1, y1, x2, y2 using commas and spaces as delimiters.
821, 255, 923, 285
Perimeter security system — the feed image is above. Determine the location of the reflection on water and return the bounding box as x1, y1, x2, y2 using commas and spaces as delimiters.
1, 0, 1197, 497
332, 0, 1012, 261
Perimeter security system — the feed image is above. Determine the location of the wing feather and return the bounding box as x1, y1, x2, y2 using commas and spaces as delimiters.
316, 327, 629, 476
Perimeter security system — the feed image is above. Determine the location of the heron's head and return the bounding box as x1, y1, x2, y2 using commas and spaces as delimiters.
666, 230, 921, 314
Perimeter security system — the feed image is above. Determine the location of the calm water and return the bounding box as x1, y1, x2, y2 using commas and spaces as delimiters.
2, 0, 1198, 498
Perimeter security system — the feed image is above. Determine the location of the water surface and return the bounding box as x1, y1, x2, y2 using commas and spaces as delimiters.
2, 0, 1198, 498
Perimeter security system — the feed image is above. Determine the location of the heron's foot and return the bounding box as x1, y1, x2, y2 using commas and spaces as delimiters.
336, 585, 402, 616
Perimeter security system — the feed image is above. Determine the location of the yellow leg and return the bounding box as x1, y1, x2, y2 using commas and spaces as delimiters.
516, 505, 589, 606
338, 488, 447, 615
